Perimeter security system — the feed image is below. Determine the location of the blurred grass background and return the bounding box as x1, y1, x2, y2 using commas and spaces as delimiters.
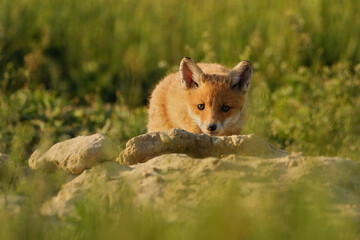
0, 0, 360, 238
1, 0, 360, 160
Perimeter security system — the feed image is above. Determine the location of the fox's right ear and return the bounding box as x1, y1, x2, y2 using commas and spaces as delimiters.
180, 57, 204, 89
227, 61, 253, 94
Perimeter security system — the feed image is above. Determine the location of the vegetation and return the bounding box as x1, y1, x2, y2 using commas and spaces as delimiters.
0, 0, 359, 238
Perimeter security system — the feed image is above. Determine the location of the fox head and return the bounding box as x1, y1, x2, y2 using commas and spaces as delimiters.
180, 57, 253, 136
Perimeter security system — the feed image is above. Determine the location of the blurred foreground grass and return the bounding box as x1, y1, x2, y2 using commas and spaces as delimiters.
1, 0, 360, 238
0, 168, 358, 240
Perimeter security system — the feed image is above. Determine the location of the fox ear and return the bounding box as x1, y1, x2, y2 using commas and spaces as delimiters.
227, 61, 253, 93
180, 57, 204, 89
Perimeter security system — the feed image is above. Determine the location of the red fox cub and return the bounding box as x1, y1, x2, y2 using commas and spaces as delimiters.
147, 57, 253, 136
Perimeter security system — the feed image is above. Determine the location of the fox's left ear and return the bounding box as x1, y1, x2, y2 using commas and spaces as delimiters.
180, 57, 204, 89
227, 61, 253, 94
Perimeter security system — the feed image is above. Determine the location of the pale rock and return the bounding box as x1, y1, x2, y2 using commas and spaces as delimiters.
28, 133, 119, 174
27, 130, 360, 223
41, 154, 360, 221
118, 129, 289, 165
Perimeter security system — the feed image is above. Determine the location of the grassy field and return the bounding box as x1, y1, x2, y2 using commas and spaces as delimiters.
1, 0, 360, 238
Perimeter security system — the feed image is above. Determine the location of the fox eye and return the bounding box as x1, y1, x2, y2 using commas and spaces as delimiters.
197, 104, 205, 110
221, 105, 230, 112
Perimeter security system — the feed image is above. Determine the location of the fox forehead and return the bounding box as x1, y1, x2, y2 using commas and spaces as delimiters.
202, 73, 228, 82
186, 81, 244, 107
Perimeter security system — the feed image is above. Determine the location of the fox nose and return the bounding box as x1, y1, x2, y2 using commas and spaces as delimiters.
207, 124, 217, 132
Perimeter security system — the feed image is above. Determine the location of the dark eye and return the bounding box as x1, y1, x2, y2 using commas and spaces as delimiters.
197, 104, 205, 110
221, 105, 230, 112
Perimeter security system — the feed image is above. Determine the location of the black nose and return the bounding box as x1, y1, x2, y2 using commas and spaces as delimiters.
207, 124, 217, 132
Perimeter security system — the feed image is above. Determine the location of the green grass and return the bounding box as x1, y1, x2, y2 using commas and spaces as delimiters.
1, 0, 360, 238
0, 172, 358, 240
1, 0, 360, 104
1, 0, 359, 159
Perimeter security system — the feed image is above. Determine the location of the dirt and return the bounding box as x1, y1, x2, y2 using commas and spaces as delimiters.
24, 130, 360, 221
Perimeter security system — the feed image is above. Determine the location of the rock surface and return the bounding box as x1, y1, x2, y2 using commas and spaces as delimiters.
118, 129, 289, 165
28, 133, 119, 174
28, 130, 289, 174
41, 153, 360, 220
27, 131, 360, 222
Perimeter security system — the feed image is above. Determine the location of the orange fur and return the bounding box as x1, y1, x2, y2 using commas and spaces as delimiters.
147, 57, 253, 136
